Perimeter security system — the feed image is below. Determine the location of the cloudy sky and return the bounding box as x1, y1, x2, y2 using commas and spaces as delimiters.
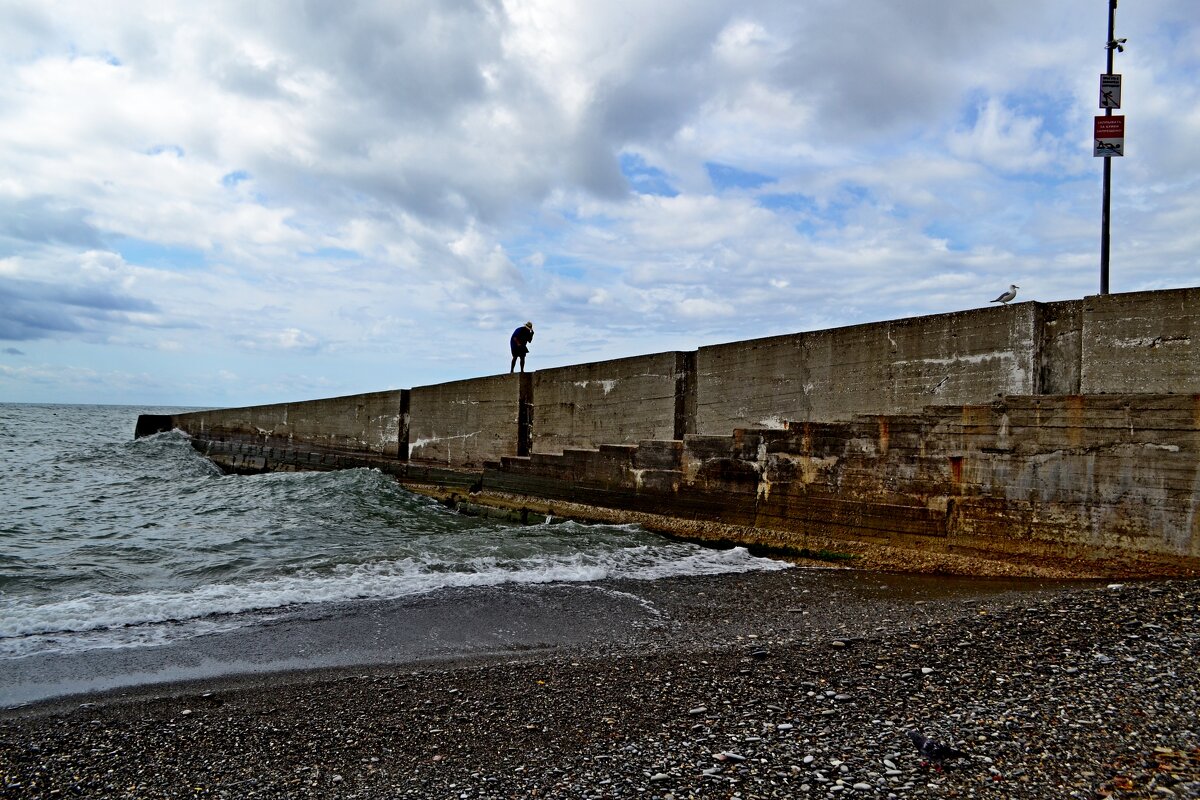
2, 1, 1197, 406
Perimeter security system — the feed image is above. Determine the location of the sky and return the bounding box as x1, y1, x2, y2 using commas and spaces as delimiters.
1, 1, 1198, 407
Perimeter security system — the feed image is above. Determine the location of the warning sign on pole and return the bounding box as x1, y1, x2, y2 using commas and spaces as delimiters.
1100, 74, 1122, 109
1094, 115, 1124, 157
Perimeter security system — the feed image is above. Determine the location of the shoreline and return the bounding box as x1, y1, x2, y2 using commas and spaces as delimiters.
3, 571, 1197, 798
0, 576, 722, 710
0, 567, 1079, 712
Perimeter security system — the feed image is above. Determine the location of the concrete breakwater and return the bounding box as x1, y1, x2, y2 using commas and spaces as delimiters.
136, 287, 1200, 577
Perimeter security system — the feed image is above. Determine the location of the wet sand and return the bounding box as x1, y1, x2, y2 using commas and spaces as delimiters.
1, 567, 1065, 709
2, 569, 1198, 798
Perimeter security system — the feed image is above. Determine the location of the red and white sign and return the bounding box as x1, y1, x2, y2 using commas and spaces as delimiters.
1094, 115, 1125, 157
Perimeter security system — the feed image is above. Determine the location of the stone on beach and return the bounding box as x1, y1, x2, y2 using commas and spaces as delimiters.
1, 574, 1198, 799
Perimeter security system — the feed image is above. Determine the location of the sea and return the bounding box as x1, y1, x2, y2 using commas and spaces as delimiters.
0, 404, 788, 703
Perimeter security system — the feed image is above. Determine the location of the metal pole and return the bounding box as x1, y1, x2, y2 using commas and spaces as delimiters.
1101, 158, 1111, 295
1100, 0, 1116, 295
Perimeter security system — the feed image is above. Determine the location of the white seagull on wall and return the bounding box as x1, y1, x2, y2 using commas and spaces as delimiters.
990, 284, 1019, 304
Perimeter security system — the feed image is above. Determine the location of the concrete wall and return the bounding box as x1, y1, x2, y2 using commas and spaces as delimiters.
1037, 300, 1083, 395
137, 286, 1198, 474
935, 395, 1200, 559
531, 352, 694, 454
1081, 287, 1200, 394
407, 374, 528, 467
131, 286, 1200, 574
484, 394, 1200, 575
694, 303, 1045, 434
162, 390, 407, 457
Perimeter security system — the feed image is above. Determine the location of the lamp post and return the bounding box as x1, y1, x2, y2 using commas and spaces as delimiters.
1098, 0, 1125, 295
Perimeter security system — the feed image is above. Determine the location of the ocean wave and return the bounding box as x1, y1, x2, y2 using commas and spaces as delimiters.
0, 544, 787, 658
1, 405, 794, 663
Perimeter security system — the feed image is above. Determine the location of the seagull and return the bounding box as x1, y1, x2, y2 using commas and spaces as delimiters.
908, 730, 968, 766
990, 284, 1019, 304
1106, 38, 1127, 53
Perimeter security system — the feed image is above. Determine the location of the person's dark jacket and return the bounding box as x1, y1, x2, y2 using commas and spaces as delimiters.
510, 326, 533, 356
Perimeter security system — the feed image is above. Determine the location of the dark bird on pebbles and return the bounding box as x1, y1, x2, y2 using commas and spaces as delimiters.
908, 730, 968, 766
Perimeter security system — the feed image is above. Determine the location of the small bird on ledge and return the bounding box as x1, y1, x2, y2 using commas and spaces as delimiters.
990, 284, 1019, 304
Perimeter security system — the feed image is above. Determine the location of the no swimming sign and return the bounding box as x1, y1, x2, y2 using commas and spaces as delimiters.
1094, 115, 1124, 157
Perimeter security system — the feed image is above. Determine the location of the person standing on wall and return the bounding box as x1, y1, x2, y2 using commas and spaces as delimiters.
510, 321, 534, 373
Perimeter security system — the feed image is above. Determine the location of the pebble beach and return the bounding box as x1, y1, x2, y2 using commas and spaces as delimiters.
2, 570, 1198, 799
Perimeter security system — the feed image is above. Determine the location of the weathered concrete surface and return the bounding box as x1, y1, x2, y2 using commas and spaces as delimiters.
930, 395, 1200, 561
1080, 287, 1200, 394
407, 374, 528, 468
143, 391, 408, 457
132, 287, 1200, 576
1036, 300, 1083, 395
481, 394, 1200, 576
531, 352, 694, 454
694, 303, 1045, 434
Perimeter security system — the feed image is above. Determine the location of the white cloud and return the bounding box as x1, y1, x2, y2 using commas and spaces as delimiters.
0, 0, 1197, 404
677, 297, 734, 318
947, 99, 1058, 174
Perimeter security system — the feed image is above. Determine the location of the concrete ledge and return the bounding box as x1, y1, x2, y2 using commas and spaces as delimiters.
470, 393, 1200, 577
148, 390, 407, 457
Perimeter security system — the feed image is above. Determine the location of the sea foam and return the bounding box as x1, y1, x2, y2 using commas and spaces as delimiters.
0, 542, 786, 658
